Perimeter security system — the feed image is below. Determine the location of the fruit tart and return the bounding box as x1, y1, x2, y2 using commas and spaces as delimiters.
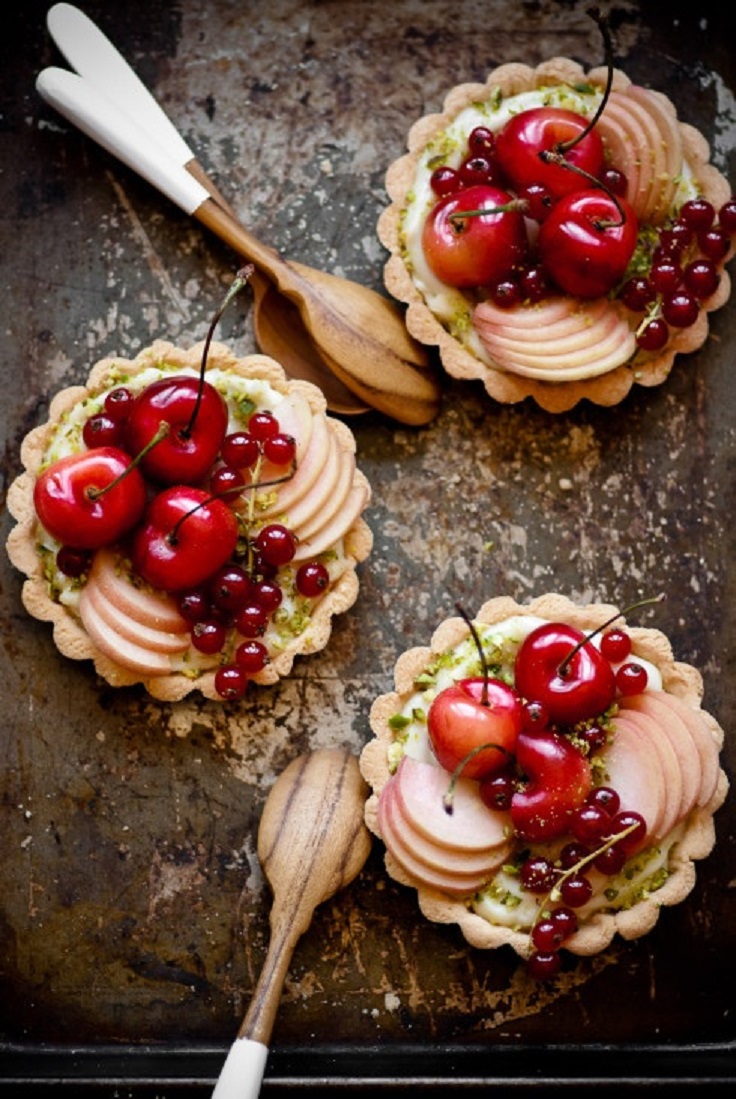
359, 594, 728, 979
6, 338, 372, 702
379, 48, 735, 412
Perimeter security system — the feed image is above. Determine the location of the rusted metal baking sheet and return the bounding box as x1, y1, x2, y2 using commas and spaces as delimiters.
1, 0, 734, 1092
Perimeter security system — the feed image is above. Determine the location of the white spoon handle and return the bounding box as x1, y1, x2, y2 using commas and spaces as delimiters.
211, 1038, 268, 1099
36, 67, 208, 215
46, 2, 193, 165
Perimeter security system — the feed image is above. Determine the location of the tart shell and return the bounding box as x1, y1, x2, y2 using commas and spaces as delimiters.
359, 593, 728, 959
380, 59, 733, 412
6, 340, 373, 701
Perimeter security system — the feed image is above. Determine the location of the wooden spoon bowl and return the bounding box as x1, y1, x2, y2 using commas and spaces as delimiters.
211, 748, 371, 1098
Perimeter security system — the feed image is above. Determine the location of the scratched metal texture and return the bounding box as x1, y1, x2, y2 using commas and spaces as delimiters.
0, 0, 734, 1093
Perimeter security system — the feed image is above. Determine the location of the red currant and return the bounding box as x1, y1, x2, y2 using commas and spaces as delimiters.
649, 257, 682, 294
609, 810, 647, 852
571, 803, 609, 845
518, 182, 554, 222
697, 227, 730, 262
235, 639, 269, 672
209, 564, 252, 612
489, 277, 522, 308
559, 873, 593, 908
519, 264, 550, 302
599, 167, 628, 196
550, 906, 578, 940
296, 561, 330, 597
593, 843, 627, 875
615, 661, 648, 695
430, 165, 460, 197
679, 197, 715, 231
56, 545, 92, 577
210, 465, 246, 498
683, 258, 720, 299
248, 411, 279, 441
527, 950, 562, 981
177, 589, 211, 623
103, 386, 135, 421
252, 578, 283, 612
234, 602, 269, 637
599, 627, 632, 663
468, 125, 496, 154
479, 771, 515, 811
717, 197, 736, 234
636, 317, 669, 351
585, 786, 620, 816
191, 618, 228, 654
256, 523, 297, 566
558, 842, 590, 870
519, 855, 557, 894
263, 432, 297, 466
661, 290, 699, 328
82, 413, 125, 449
214, 664, 248, 700
221, 431, 259, 470
532, 919, 564, 952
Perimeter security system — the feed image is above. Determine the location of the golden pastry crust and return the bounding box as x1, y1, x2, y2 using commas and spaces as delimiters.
360, 594, 728, 959
7, 340, 372, 701
380, 59, 733, 412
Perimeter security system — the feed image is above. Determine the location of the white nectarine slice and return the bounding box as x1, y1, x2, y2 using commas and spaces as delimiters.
392, 755, 510, 852
89, 546, 188, 632
83, 577, 190, 656
291, 476, 370, 561
381, 778, 508, 872
616, 705, 683, 839
257, 410, 330, 516
619, 693, 701, 821
602, 715, 667, 841
626, 86, 683, 223
282, 429, 341, 533
378, 780, 503, 894
78, 587, 177, 675
647, 692, 722, 807
296, 443, 356, 542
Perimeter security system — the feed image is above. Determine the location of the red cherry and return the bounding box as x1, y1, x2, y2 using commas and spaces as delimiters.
514, 622, 616, 726
131, 486, 239, 592
125, 376, 228, 485
427, 677, 523, 780
538, 190, 638, 298
421, 184, 529, 288
33, 447, 146, 550
510, 729, 592, 842
494, 106, 604, 199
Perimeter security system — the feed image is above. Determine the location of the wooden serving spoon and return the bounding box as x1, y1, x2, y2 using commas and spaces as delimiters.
39, 5, 441, 425
211, 748, 372, 1099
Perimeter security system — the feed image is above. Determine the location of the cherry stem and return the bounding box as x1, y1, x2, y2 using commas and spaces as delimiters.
85, 421, 170, 501
183, 264, 255, 438
548, 6, 614, 159
443, 741, 514, 814
455, 601, 490, 704
557, 593, 665, 678
449, 199, 525, 229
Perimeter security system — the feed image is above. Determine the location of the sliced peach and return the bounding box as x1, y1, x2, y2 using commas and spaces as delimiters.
79, 587, 176, 675
291, 476, 370, 561
82, 577, 190, 656
619, 692, 701, 821
281, 429, 341, 533
88, 546, 188, 632
647, 692, 721, 807
391, 755, 510, 852
295, 443, 356, 542
602, 715, 667, 841
380, 779, 507, 878
616, 705, 683, 839
257, 410, 330, 517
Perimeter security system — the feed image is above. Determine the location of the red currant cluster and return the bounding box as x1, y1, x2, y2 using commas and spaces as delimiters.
620, 196, 736, 350
520, 789, 646, 980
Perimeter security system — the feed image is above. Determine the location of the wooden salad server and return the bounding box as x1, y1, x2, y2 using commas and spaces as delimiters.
38, 4, 441, 425
211, 749, 372, 1098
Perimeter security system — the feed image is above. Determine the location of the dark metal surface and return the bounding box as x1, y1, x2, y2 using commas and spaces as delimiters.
1, 0, 734, 1092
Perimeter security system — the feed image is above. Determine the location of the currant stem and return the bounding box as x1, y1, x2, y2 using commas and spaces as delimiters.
85, 421, 170, 501
557, 593, 665, 678
183, 264, 255, 438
